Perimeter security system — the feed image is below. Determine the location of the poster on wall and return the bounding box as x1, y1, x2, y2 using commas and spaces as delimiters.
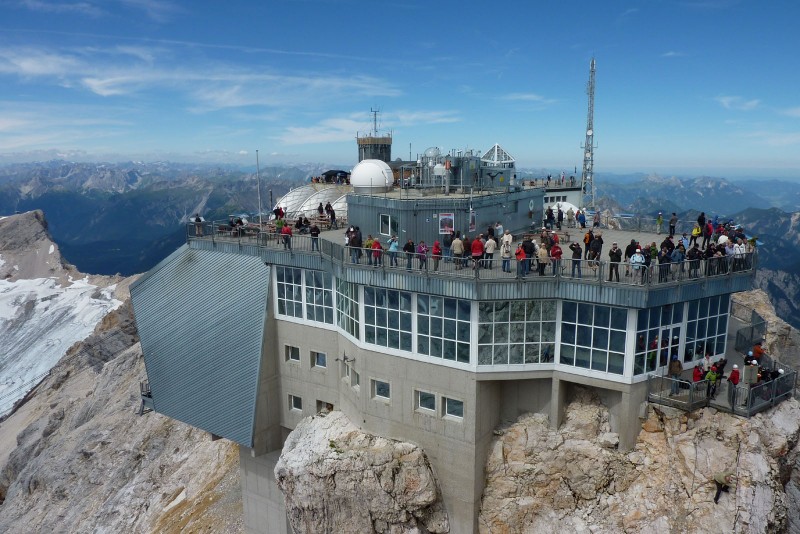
469, 210, 476, 232
439, 213, 454, 234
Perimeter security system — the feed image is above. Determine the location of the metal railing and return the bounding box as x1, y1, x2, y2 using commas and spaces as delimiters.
646, 375, 709, 411
186, 223, 758, 288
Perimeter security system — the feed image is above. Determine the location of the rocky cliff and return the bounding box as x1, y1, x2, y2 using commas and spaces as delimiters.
733, 289, 800, 371
479, 388, 800, 533
275, 411, 449, 533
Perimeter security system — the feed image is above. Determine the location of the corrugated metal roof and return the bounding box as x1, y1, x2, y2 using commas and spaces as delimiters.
131, 247, 269, 447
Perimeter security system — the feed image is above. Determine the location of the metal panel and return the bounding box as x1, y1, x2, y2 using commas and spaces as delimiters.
131, 246, 270, 447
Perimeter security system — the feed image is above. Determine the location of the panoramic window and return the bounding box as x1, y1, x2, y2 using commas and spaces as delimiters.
417, 295, 471, 364
478, 300, 557, 365
684, 295, 729, 363
276, 266, 302, 318
364, 287, 413, 352
305, 270, 334, 324
560, 301, 627, 375
336, 280, 359, 339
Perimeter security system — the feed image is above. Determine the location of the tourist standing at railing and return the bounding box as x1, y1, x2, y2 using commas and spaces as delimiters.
281, 223, 293, 250
624, 239, 637, 277
566, 207, 575, 228
550, 242, 562, 276
669, 212, 678, 237
364, 235, 375, 266
630, 248, 646, 284
583, 229, 593, 260
687, 244, 701, 278
350, 227, 363, 264
484, 235, 497, 269
417, 239, 428, 271
702, 221, 713, 249
537, 244, 549, 276
193, 214, 203, 237
310, 223, 320, 251
727, 364, 740, 408
471, 235, 484, 270
671, 244, 685, 277
657, 247, 672, 283
372, 238, 383, 267
733, 238, 746, 271
608, 242, 622, 282
522, 237, 536, 276
442, 230, 453, 263
589, 232, 603, 267
451, 233, 464, 270
668, 355, 683, 396
569, 242, 582, 278
656, 212, 664, 234
500, 239, 512, 273
431, 240, 442, 271
693, 364, 704, 382
515, 243, 526, 278
387, 235, 399, 267
403, 239, 415, 271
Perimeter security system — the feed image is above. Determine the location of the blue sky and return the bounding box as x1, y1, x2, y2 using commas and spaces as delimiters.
1, 0, 799, 178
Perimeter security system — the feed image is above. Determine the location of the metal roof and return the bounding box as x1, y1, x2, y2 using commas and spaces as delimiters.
131, 245, 270, 447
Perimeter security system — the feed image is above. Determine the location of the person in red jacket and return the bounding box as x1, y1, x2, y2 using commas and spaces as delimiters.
515, 243, 527, 278
371, 238, 383, 267
471, 235, 484, 269
549, 242, 563, 276
727, 364, 741, 408
431, 240, 442, 271
693, 364, 704, 382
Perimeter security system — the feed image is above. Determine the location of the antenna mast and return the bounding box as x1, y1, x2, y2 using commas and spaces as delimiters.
370, 107, 380, 136
581, 58, 596, 210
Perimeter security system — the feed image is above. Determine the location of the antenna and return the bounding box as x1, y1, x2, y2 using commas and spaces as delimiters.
580, 57, 597, 210
370, 107, 380, 136
256, 150, 263, 227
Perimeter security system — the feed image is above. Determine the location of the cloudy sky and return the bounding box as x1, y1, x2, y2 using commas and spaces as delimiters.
1, 0, 798, 177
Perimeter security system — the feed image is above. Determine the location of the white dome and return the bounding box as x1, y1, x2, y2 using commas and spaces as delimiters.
350, 159, 392, 193
424, 147, 440, 158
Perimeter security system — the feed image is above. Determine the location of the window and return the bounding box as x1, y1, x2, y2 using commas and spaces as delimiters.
415, 390, 436, 413
341, 362, 351, 381
289, 394, 302, 411
364, 288, 412, 352
311, 351, 327, 368
285, 345, 300, 363
417, 294, 471, 363
371, 379, 391, 400
351, 370, 360, 389
336, 280, 359, 338
276, 267, 303, 318
379, 214, 399, 236
560, 302, 627, 375
444, 397, 464, 418
478, 300, 556, 365
305, 270, 334, 324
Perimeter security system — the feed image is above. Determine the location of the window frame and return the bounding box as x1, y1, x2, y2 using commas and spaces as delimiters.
285, 345, 300, 363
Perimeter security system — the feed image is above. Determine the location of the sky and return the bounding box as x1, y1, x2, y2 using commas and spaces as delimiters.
1, 0, 799, 179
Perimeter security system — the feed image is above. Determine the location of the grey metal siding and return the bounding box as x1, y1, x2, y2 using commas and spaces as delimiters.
131, 247, 270, 447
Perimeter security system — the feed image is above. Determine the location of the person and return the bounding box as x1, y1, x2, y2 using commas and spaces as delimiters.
349, 227, 362, 263
537, 243, 549, 276
589, 232, 604, 267
671, 244, 685, 278
471, 235, 484, 269
687, 244, 701, 278
452, 233, 465, 270
608, 242, 622, 282
669, 355, 683, 396
364, 234, 375, 265
624, 239, 637, 277
550, 241, 562, 276
494, 221, 504, 237
657, 246, 672, 283
705, 364, 719, 398
669, 212, 678, 237
515, 243, 527, 278
309, 223, 320, 251
593, 210, 600, 228
431, 240, 442, 271
566, 206, 575, 228
522, 237, 536, 276
727, 364, 740, 408
317, 203, 324, 217
500, 237, 513, 273
193, 214, 203, 237
556, 207, 564, 230
656, 212, 664, 234
713, 470, 736, 504
443, 229, 453, 263
281, 223, 293, 250
328, 206, 337, 229
693, 364, 704, 382
372, 237, 383, 267
484, 235, 497, 269
630, 248, 646, 284
752, 340, 766, 361
577, 210, 586, 229
569, 241, 582, 278
403, 239, 415, 271
387, 235, 399, 267
583, 229, 594, 260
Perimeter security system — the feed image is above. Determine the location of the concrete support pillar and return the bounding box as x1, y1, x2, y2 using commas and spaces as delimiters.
550, 377, 566, 430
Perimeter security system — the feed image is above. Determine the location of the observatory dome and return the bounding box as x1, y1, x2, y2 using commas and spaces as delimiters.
350, 159, 393, 193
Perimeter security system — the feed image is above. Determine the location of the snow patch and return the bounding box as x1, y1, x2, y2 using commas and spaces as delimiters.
49, 244, 55, 255
0, 277, 123, 415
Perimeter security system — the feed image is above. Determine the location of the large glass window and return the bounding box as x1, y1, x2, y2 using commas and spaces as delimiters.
336, 280, 359, 339
685, 294, 729, 363
417, 295, 471, 363
364, 288, 413, 352
478, 300, 556, 365
305, 270, 334, 324
560, 302, 627, 375
276, 267, 302, 318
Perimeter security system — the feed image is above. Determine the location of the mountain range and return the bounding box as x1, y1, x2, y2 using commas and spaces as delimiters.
1, 162, 799, 328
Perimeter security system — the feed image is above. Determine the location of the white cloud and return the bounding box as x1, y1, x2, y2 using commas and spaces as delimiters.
661, 51, 685, 57
781, 107, 800, 118
715, 95, 760, 111
500, 93, 557, 106
18, 0, 105, 17
744, 130, 800, 147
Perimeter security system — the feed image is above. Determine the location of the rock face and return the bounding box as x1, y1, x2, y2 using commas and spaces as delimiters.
275, 411, 449, 533
732, 289, 800, 371
0, 293, 242, 533
479, 388, 800, 533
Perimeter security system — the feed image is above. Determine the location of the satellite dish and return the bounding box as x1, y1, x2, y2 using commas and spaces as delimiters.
587, 129, 593, 136
585, 151, 591, 158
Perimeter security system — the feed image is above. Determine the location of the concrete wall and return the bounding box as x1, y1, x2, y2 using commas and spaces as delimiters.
240, 449, 289, 534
